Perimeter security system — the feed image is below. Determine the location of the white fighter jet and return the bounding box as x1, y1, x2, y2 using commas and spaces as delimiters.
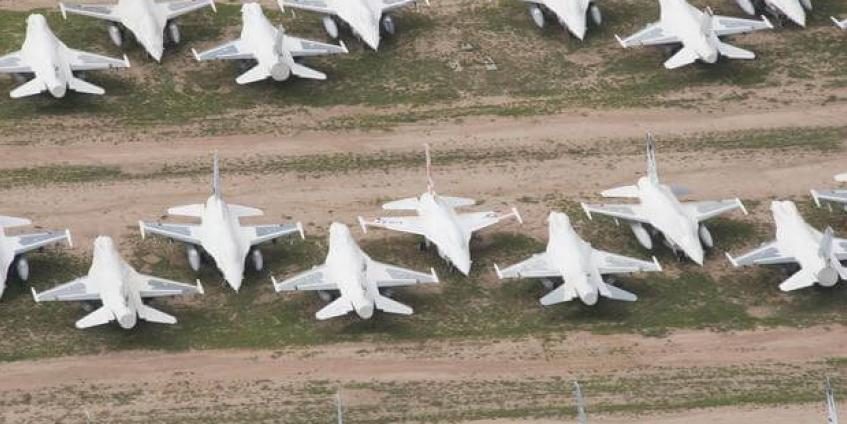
59, 0, 217, 62
727, 201, 847, 291
827, 376, 840, 424
521, 0, 602, 40
358, 145, 522, 275
0, 216, 72, 300
273, 222, 438, 320
193, 3, 347, 85
615, 0, 773, 69
834, 17, 847, 29
0, 14, 130, 99
139, 154, 304, 292
495, 212, 661, 306
32, 236, 203, 330
735, 0, 810, 27
581, 135, 747, 265
278, 0, 428, 51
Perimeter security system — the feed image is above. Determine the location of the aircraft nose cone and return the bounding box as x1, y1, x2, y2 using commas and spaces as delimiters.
790, 10, 806, 27
225, 272, 243, 292
356, 304, 374, 319
569, 22, 587, 40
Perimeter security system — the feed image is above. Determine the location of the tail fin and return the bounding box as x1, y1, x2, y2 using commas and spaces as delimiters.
68, 77, 105, 95
826, 377, 839, 424
336, 390, 344, 424
212, 152, 221, 198
820, 227, 835, 258
137, 304, 177, 324
573, 381, 588, 424
424, 143, 435, 194
374, 295, 413, 315
646, 133, 659, 183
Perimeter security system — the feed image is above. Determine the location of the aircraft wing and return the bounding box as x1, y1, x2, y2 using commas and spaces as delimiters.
0, 51, 32, 74
684, 198, 747, 222
244, 223, 304, 246
192, 40, 254, 61
11, 229, 72, 255
812, 189, 847, 207
32, 277, 100, 302
59, 3, 121, 22
360, 216, 426, 236
615, 22, 679, 47
458, 208, 522, 233
495, 253, 559, 279
710, 15, 772, 36
377, 0, 421, 12
284, 36, 348, 57
581, 202, 649, 224
593, 249, 661, 274
280, 0, 335, 14
367, 259, 438, 288
66, 48, 130, 71
273, 265, 337, 292
159, 0, 216, 20
138, 275, 204, 298
726, 241, 795, 266
139, 221, 201, 245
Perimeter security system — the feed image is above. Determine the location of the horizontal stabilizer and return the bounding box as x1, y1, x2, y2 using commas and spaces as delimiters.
75, 305, 115, 329
167, 204, 204, 217
664, 47, 699, 69
138, 304, 177, 324
383, 197, 420, 210
229, 204, 264, 218
601, 283, 638, 301
68, 77, 105, 95
779, 269, 817, 292
375, 295, 413, 315
0, 216, 32, 228
540, 283, 578, 306
716, 41, 755, 60
10, 78, 46, 99
236, 64, 269, 85
601, 185, 639, 198
316, 297, 354, 320
291, 63, 326, 80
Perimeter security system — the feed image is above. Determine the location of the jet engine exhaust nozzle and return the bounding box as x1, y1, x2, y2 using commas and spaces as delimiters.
818, 267, 839, 287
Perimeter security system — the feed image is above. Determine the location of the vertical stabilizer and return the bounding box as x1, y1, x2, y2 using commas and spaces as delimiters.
212, 152, 221, 198
424, 143, 435, 194
820, 227, 835, 258
336, 390, 344, 424
646, 133, 659, 183
827, 377, 839, 424
573, 381, 588, 424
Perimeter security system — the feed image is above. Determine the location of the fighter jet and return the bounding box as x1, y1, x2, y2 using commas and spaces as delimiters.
834, 16, 847, 29
0, 14, 130, 99
615, 0, 773, 69
32, 236, 203, 329
826, 376, 840, 424
278, 0, 428, 51
59, 0, 217, 62
358, 145, 522, 275
727, 201, 847, 291
0, 216, 72, 300
273, 222, 438, 320
521, 0, 602, 40
193, 3, 347, 85
735, 0, 810, 27
811, 172, 847, 212
495, 212, 661, 306
581, 134, 747, 265
139, 154, 304, 292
